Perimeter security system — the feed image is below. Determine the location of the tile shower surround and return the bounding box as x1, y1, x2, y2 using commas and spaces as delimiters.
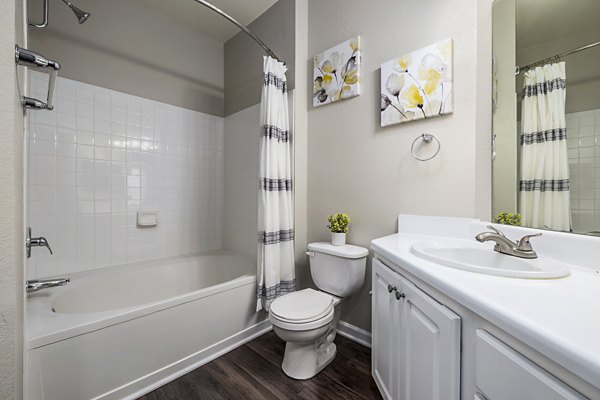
566, 109, 600, 233
28, 72, 224, 279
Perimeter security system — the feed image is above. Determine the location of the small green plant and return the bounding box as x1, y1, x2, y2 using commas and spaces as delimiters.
493, 212, 522, 226
327, 213, 351, 233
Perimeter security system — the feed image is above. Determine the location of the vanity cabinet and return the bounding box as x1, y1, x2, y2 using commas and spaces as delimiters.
372, 258, 461, 400
372, 256, 593, 400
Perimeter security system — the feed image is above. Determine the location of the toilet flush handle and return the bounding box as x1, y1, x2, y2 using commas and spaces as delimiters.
305, 251, 315, 257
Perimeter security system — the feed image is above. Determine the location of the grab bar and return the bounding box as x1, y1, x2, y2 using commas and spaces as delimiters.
15, 46, 61, 110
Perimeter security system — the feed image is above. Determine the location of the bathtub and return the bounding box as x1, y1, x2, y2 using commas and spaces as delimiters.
26, 251, 271, 400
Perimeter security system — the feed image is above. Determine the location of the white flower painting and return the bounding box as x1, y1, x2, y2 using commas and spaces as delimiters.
313, 37, 361, 107
381, 38, 453, 127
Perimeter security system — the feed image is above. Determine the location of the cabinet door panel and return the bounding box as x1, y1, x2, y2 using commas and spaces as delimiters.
399, 276, 461, 400
372, 259, 402, 400
475, 330, 587, 400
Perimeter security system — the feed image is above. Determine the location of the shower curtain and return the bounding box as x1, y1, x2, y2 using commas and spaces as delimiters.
256, 56, 295, 312
519, 62, 572, 231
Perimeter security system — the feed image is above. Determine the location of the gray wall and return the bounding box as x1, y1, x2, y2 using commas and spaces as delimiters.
306, 0, 492, 331
0, 0, 25, 398
224, 0, 295, 116
28, 0, 225, 116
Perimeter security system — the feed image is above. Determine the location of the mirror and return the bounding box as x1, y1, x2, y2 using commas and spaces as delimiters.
492, 0, 600, 234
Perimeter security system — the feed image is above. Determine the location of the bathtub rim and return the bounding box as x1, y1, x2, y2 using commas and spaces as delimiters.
27, 250, 257, 350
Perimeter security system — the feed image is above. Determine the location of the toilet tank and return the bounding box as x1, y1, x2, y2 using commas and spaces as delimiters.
307, 242, 368, 297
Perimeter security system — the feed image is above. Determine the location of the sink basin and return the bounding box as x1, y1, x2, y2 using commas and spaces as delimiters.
410, 241, 570, 279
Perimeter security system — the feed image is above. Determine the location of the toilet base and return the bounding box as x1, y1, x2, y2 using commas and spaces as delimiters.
272, 296, 343, 380
282, 340, 337, 380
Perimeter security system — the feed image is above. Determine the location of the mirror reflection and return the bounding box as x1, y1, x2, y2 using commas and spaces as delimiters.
492, 0, 600, 234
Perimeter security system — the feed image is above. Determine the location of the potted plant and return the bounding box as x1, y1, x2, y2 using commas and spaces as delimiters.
493, 212, 522, 226
327, 213, 351, 246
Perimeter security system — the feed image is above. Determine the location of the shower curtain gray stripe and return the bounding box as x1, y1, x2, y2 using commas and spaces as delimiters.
523, 77, 566, 97
257, 279, 297, 301
260, 178, 293, 191
519, 179, 570, 192
264, 72, 288, 92
521, 128, 567, 145
258, 229, 295, 245
260, 125, 290, 142
257, 56, 295, 312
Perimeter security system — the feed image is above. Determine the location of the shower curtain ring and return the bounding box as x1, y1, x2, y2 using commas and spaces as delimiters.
411, 133, 440, 161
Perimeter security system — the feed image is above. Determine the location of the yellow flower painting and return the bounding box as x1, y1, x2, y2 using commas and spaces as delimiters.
313, 37, 361, 107
381, 38, 453, 127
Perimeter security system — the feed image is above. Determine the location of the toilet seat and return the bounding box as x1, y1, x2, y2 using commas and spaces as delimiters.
269, 288, 336, 331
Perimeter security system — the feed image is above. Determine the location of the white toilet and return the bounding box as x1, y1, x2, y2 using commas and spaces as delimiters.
268, 242, 368, 380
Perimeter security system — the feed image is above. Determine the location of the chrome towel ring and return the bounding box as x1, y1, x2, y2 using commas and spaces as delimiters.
411, 133, 440, 161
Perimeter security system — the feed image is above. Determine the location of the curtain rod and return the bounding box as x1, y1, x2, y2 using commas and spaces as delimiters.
192, 0, 285, 64
516, 40, 600, 75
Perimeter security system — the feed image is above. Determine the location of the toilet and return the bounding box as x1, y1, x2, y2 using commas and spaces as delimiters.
269, 242, 368, 380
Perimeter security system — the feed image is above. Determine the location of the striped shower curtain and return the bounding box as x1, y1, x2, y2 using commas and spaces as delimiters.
256, 56, 295, 312
519, 62, 572, 231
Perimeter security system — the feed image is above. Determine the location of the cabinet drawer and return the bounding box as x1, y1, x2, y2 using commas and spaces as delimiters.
475, 330, 586, 400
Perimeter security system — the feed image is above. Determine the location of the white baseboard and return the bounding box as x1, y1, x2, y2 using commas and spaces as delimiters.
105, 320, 273, 400
336, 320, 372, 348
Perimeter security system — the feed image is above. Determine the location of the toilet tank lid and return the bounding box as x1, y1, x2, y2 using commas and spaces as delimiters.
308, 242, 369, 259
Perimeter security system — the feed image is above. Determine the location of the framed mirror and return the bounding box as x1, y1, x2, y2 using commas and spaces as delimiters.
492, 0, 600, 234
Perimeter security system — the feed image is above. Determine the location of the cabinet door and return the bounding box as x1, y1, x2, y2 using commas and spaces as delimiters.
475, 330, 587, 400
397, 275, 461, 400
372, 258, 402, 400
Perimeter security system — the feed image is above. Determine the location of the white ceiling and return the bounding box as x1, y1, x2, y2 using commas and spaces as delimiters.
135, 0, 278, 43
516, 0, 600, 49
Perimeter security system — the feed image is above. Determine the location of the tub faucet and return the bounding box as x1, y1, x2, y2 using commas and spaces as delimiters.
26, 278, 70, 293
475, 225, 541, 259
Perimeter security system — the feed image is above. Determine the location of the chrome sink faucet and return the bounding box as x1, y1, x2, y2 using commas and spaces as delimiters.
475, 225, 541, 259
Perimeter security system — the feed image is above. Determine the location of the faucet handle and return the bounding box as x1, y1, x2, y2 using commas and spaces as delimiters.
487, 225, 506, 237
38, 237, 53, 254
517, 233, 542, 251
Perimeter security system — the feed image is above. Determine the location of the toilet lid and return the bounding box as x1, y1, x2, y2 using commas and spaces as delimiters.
270, 288, 334, 323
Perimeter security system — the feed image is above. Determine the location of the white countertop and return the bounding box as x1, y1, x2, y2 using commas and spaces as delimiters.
371, 215, 600, 390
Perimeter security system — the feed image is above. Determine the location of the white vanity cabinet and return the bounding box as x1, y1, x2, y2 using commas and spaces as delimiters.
372, 258, 461, 400
372, 255, 594, 400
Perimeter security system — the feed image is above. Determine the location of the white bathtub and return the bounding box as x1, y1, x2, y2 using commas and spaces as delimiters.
26, 251, 271, 400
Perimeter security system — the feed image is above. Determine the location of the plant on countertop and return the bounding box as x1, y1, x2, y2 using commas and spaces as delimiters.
327, 213, 351, 233
493, 212, 522, 226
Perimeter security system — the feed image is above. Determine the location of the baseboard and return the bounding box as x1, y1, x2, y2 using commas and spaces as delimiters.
336, 320, 372, 348
102, 319, 273, 400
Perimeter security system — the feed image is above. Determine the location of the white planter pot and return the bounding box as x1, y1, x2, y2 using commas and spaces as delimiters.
331, 232, 346, 246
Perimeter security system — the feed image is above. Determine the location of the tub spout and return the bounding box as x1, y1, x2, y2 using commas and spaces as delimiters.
26, 278, 70, 293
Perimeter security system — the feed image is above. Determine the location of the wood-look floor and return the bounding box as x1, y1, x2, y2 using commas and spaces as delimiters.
139, 331, 382, 400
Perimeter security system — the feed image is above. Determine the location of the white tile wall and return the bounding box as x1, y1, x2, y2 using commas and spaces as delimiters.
223, 104, 261, 258
566, 108, 600, 233
28, 71, 224, 278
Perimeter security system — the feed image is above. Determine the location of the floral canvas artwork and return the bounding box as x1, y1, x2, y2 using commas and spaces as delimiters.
313, 37, 361, 107
380, 38, 453, 127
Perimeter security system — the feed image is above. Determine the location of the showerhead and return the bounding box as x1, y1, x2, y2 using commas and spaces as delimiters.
61, 0, 90, 24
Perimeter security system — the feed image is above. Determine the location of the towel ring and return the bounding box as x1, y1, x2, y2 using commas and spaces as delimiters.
411, 133, 440, 161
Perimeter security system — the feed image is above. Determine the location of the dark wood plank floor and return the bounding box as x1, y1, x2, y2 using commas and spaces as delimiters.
139, 331, 382, 400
